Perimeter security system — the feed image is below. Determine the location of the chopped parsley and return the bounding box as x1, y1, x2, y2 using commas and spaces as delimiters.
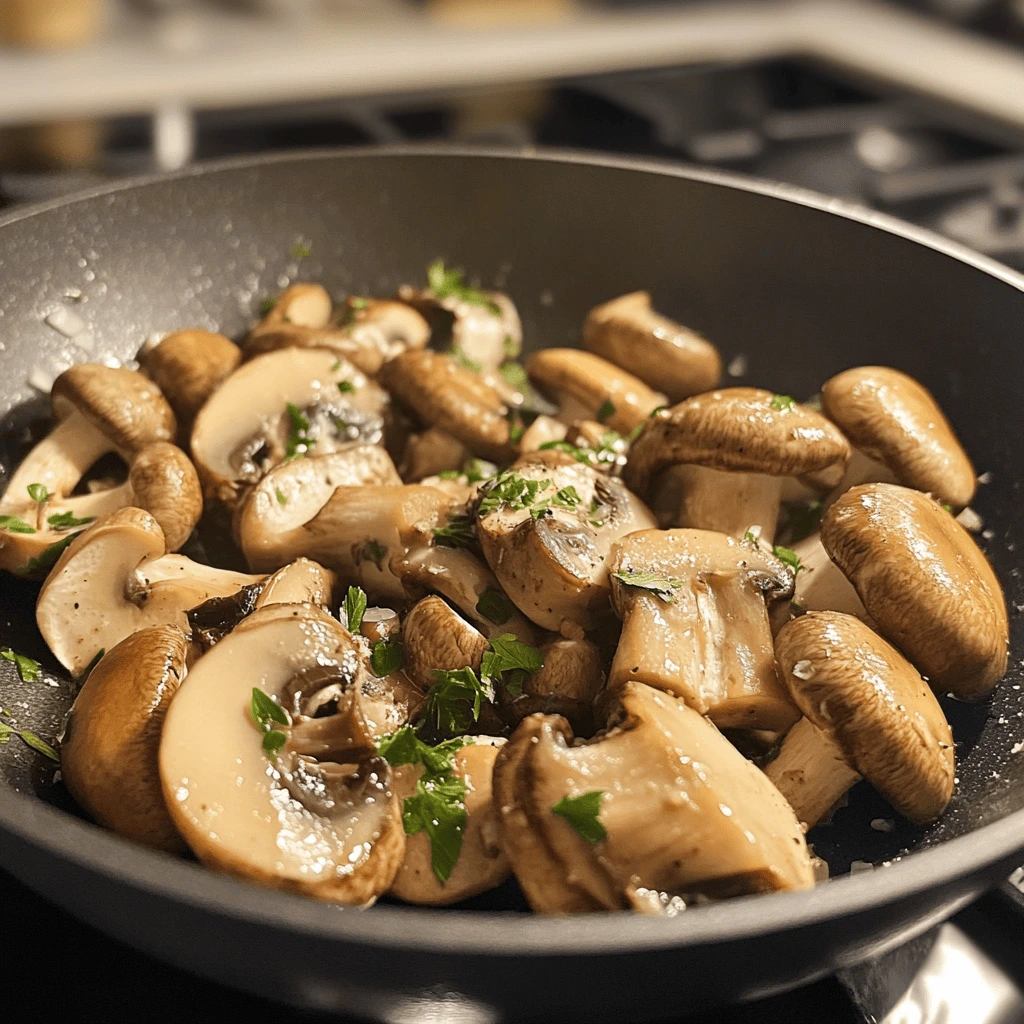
258, 296, 277, 317
421, 667, 492, 738
773, 544, 805, 575
337, 380, 356, 394
480, 633, 544, 699
0, 707, 58, 762
0, 514, 35, 534
596, 399, 616, 424
356, 539, 387, 570
433, 514, 476, 550
783, 499, 824, 543
743, 529, 760, 546
1, 649, 41, 682
290, 242, 312, 259
427, 259, 501, 316
27, 483, 49, 504
46, 509, 95, 531
503, 334, 519, 359
551, 485, 582, 509
464, 458, 497, 484
498, 361, 529, 392
476, 587, 515, 626
448, 346, 483, 374
508, 422, 525, 444
552, 790, 606, 844
16, 531, 82, 575
770, 394, 797, 413
611, 569, 686, 603
343, 585, 367, 633
940, 502, 954, 514
283, 402, 315, 460
478, 471, 552, 518
250, 687, 290, 758
370, 636, 405, 677
275, 489, 288, 506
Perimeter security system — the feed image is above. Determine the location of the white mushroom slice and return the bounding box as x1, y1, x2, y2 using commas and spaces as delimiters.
190, 348, 388, 508
255, 558, 337, 610
61, 624, 193, 852
493, 682, 815, 914
625, 389, 851, 544
35, 507, 260, 674
236, 446, 401, 567
476, 453, 657, 633
765, 611, 955, 828
821, 366, 976, 509
402, 595, 490, 689
390, 738, 510, 906
583, 291, 721, 403
526, 348, 667, 436
822, 483, 1008, 698
160, 603, 404, 904
608, 529, 799, 731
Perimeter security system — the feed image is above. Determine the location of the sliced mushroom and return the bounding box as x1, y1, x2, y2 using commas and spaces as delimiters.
379, 349, 516, 463
821, 366, 976, 509
526, 349, 667, 436
403, 595, 489, 690
390, 738, 511, 906
160, 603, 404, 904
608, 529, 799, 730
191, 348, 388, 508
476, 453, 657, 632
625, 389, 850, 542
583, 291, 721, 402
61, 624, 194, 852
821, 483, 1008, 698
493, 682, 814, 914
765, 611, 955, 828
519, 415, 567, 453
236, 446, 401, 568
255, 557, 337, 610
138, 329, 242, 429
36, 507, 261, 674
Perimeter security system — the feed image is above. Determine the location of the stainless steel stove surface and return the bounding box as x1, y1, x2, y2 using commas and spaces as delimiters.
2, 52, 1024, 1024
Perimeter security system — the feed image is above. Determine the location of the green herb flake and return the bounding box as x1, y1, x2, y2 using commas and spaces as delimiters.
275, 489, 288, 506
330, 359, 343, 372
463, 458, 497, 484
1, 649, 41, 682
551, 485, 582, 509
509, 423, 525, 444
258, 296, 277, 318
478, 471, 552, 518
448, 345, 483, 374
350, 296, 370, 310
46, 509, 96, 531
502, 334, 519, 359
284, 402, 315, 461
337, 380, 356, 394
480, 633, 544, 699
16, 531, 82, 576
378, 726, 469, 777
290, 242, 312, 259
433, 514, 476, 550
552, 790, 607, 844
770, 394, 797, 413
249, 686, 291, 759
538, 439, 592, 464
940, 502, 954, 514
426, 260, 501, 316
421, 667, 491, 738
371, 636, 405, 677
773, 544, 805, 576
437, 469, 461, 480
611, 569, 686, 603
476, 587, 515, 626
403, 771, 469, 883
27, 483, 49, 504
344, 585, 368, 634
596, 399, 616, 424
498, 361, 529, 392
0, 707, 59, 762
0, 514, 36, 535
743, 529, 760, 546
357, 539, 387, 570
783, 499, 824, 543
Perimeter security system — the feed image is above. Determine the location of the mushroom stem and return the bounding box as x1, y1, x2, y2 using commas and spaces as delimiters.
763, 717, 862, 829
791, 533, 868, 619
652, 465, 783, 541
3, 411, 110, 501
361, 607, 400, 644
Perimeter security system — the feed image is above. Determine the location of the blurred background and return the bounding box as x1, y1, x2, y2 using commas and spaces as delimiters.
2, 0, 1024, 269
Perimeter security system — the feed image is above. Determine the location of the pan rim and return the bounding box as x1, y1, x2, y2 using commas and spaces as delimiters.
1, 143, 1023, 956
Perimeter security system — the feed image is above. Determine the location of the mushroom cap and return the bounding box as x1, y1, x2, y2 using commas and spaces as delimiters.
378, 349, 515, 463
775, 611, 955, 824
526, 348, 667, 435
190, 347, 386, 506
492, 682, 814, 914
821, 483, 1008, 697
821, 366, 976, 509
583, 291, 721, 403
255, 558, 337, 610
128, 441, 203, 552
390, 738, 510, 906
51, 364, 176, 454
402, 595, 489, 690
160, 603, 404, 904
256, 283, 333, 330
623, 388, 851, 497
236, 446, 401, 571
138, 329, 242, 427
61, 624, 193, 852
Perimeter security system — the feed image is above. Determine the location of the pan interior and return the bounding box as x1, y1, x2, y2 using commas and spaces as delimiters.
1, 149, 1022, 912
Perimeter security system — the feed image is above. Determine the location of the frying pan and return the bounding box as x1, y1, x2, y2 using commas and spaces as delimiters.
1, 147, 1023, 1023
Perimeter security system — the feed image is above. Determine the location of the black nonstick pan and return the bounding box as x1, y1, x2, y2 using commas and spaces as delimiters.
1, 147, 1023, 1023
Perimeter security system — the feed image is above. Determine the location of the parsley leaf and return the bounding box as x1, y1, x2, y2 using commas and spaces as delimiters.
427, 260, 501, 316
480, 633, 544, 699
552, 790, 606, 844
743, 529, 760, 546
509, 422, 525, 444
46, 509, 96, 531
0, 514, 36, 534
356, 539, 387, 570
476, 587, 515, 626
770, 394, 796, 413
284, 402, 315, 460
249, 687, 291, 758
611, 569, 686, 603
16, 531, 82, 575
258, 296, 277, 317
403, 772, 469, 883
275, 488, 288, 506
498, 361, 529, 392
463, 458, 497, 484
477, 471, 551, 518
448, 346, 483, 374
940, 502, 954, 514
1, 649, 41, 682
343, 585, 368, 634
337, 380, 356, 395
433, 514, 476, 549
371, 636, 405, 677
0, 706, 59, 762
773, 544, 805, 575
290, 242, 312, 259
783, 499, 824, 543
27, 483, 49, 503
422, 667, 491, 738
538, 439, 592, 464
503, 334, 519, 359
596, 399, 616, 424
551, 485, 581, 509
378, 726, 469, 777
